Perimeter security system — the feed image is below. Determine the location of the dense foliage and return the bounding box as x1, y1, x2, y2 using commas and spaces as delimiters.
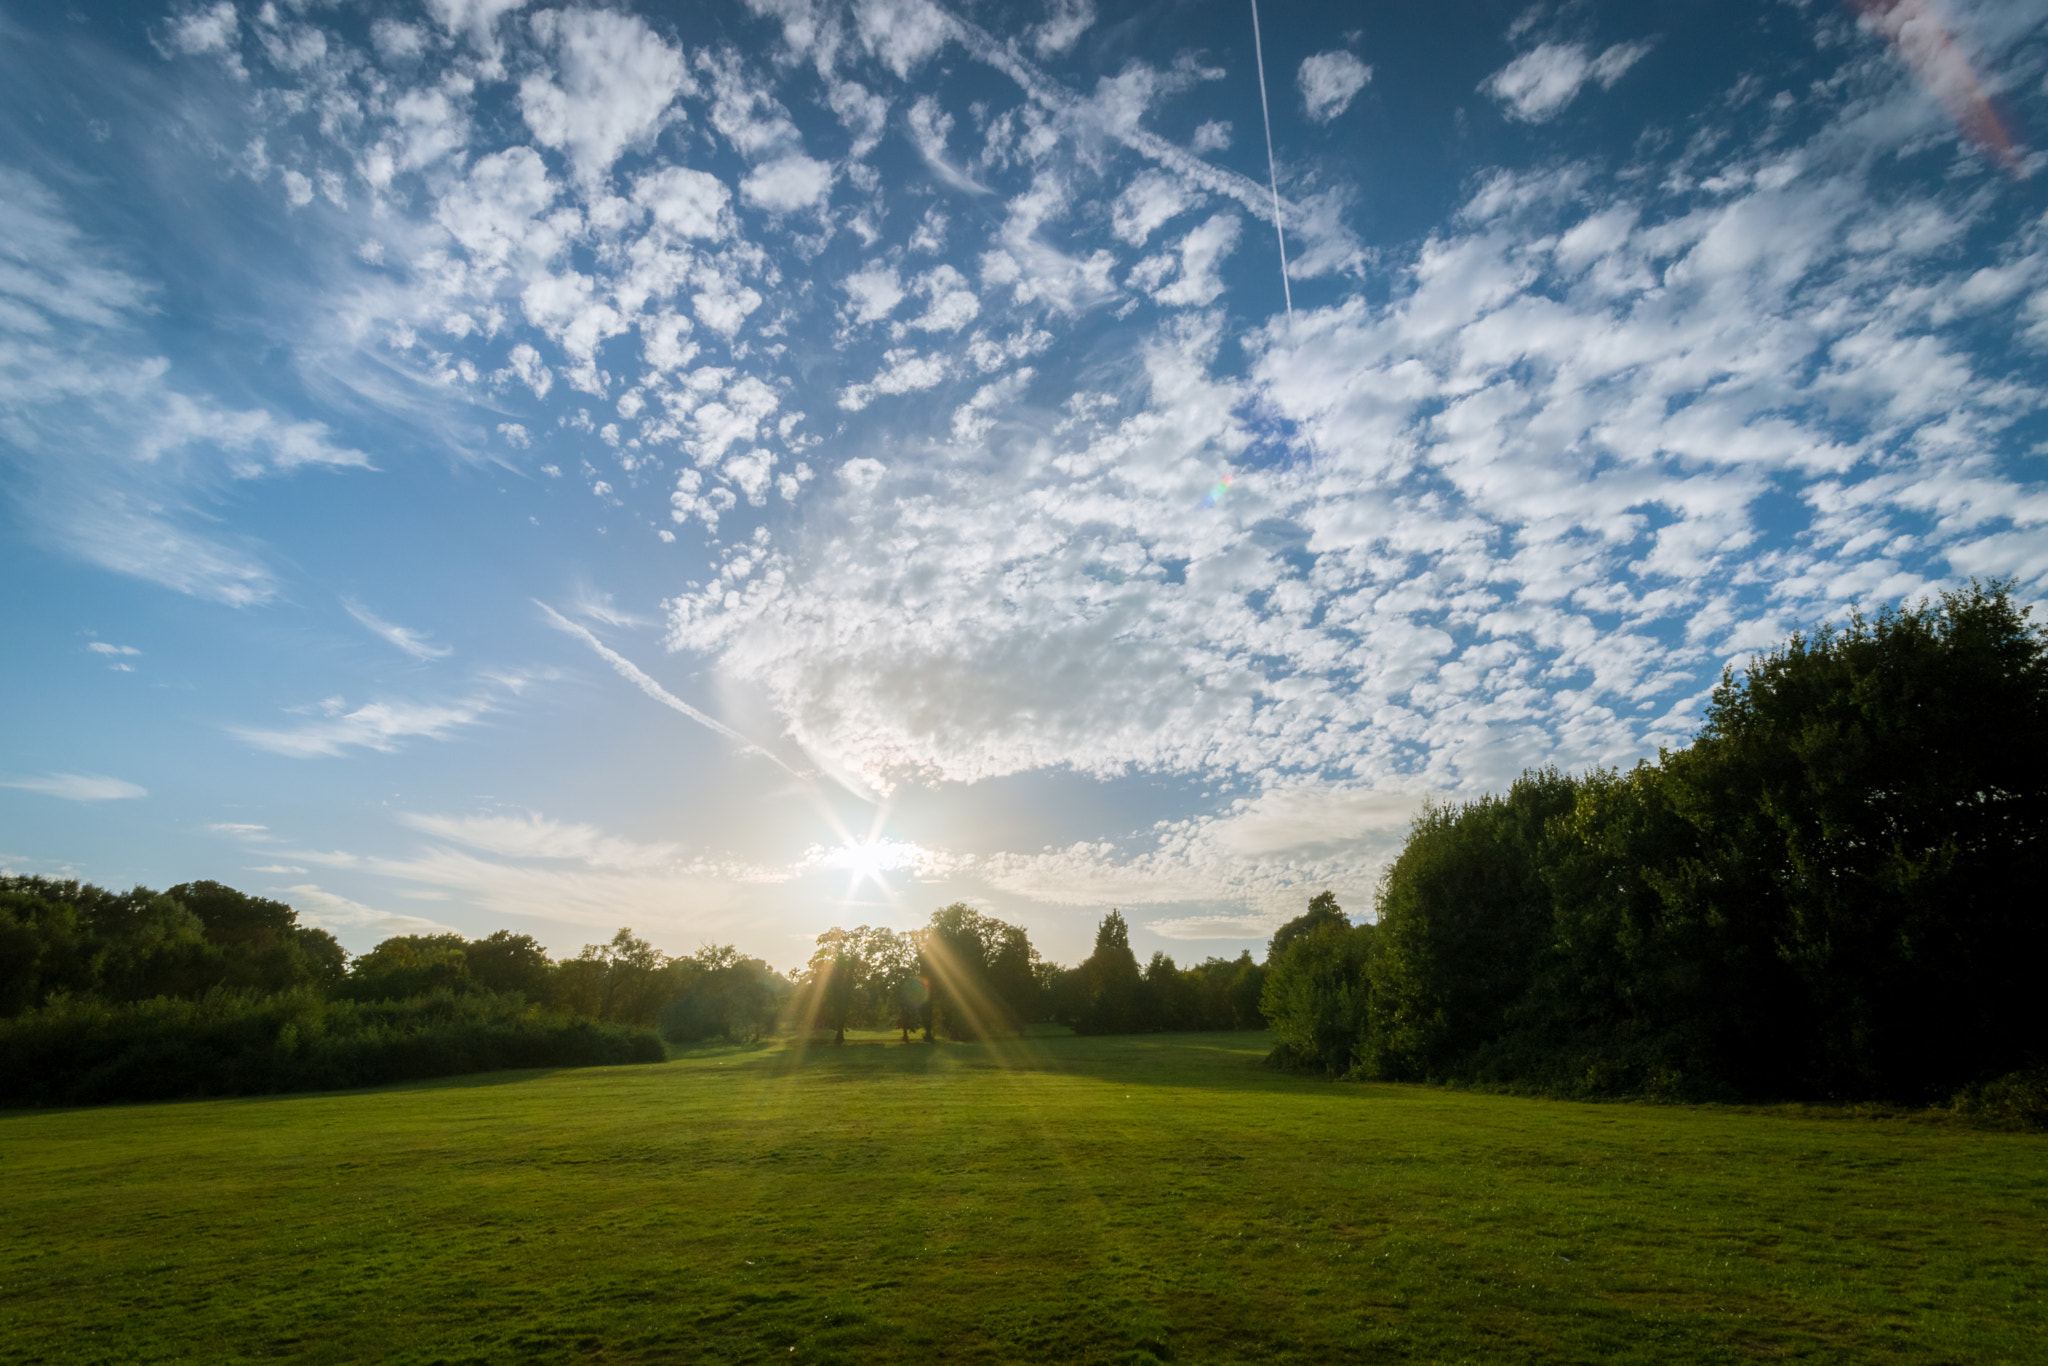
1276, 583, 2048, 1104
789, 905, 1268, 1042
0, 880, 779, 1105
1, 878, 345, 1014
0, 989, 663, 1107
791, 905, 1042, 1041
1050, 911, 1268, 1036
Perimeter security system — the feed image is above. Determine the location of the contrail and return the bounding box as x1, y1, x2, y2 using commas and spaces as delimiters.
1250, 0, 1294, 321
535, 601, 802, 777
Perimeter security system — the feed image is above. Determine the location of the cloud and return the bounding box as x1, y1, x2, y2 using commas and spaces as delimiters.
1146, 214, 1241, 307
908, 264, 979, 331
87, 642, 140, 656
1482, 40, 1652, 123
398, 811, 683, 869
280, 883, 462, 941
344, 599, 453, 661
1112, 170, 1201, 247
740, 154, 835, 213
263, 816, 787, 945
634, 165, 733, 240
841, 262, 905, 323
519, 7, 690, 188
233, 693, 497, 758
854, 0, 954, 79
1029, 0, 1095, 59
0, 166, 367, 606
1298, 50, 1371, 123
28, 0, 2048, 943
535, 601, 800, 774
0, 773, 147, 802
162, 1, 238, 57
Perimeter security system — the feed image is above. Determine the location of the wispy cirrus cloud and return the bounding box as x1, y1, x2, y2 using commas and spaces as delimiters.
277, 883, 461, 939
231, 692, 498, 758
344, 598, 453, 661
0, 158, 369, 607
0, 772, 148, 801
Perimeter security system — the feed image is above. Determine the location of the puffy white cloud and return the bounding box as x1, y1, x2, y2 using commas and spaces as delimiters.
1148, 213, 1241, 307
163, 2, 238, 56
519, 8, 690, 188
725, 447, 778, 505
840, 262, 904, 323
822, 79, 888, 160
1112, 169, 1200, 247
1298, 50, 1371, 124
854, 0, 954, 79
838, 348, 947, 409
370, 18, 429, 62
691, 271, 765, 337
1482, 40, 1653, 123
1027, 0, 1095, 58
908, 263, 980, 331
740, 154, 835, 213
634, 166, 732, 240
951, 367, 1034, 444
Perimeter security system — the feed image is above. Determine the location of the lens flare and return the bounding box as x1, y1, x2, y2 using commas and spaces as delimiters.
1200, 472, 1236, 508
1849, 0, 2027, 176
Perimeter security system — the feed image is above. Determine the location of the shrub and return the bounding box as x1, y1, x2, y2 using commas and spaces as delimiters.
0, 989, 663, 1108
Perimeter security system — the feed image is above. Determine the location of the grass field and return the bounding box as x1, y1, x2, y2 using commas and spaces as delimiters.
3, 1030, 2044, 1364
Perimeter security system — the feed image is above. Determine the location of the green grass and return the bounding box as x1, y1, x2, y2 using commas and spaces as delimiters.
2, 1030, 2043, 1364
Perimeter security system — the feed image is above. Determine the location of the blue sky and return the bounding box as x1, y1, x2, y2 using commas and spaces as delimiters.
3, 0, 2045, 971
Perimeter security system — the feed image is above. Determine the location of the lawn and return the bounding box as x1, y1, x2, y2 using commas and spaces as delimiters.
2, 1030, 2043, 1364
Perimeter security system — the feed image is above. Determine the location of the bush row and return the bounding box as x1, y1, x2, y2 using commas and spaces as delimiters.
0, 988, 664, 1107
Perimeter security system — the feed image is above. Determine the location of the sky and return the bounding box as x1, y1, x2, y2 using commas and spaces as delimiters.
2, 0, 2045, 972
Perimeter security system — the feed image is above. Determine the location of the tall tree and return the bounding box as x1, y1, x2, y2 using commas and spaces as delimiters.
1074, 910, 1145, 1035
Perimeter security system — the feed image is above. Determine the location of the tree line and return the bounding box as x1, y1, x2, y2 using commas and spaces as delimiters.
8, 583, 2036, 1110
788, 904, 1270, 1042
1258, 583, 2048, 1108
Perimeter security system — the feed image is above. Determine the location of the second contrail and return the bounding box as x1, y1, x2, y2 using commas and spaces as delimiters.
1250, 0, 1294, 322
536, 600, 802, 778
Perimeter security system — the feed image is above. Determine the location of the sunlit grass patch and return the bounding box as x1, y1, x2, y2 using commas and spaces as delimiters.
2, 1031, 2043, 1364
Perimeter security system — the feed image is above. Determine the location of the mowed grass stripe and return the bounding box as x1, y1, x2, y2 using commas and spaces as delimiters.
2, 1032, 2042, 1364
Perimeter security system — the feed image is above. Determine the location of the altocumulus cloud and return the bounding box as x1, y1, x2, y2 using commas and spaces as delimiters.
6, 0, 2043, 942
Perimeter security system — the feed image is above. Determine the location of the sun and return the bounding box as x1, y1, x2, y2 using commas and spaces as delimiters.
813, 838, 926, 899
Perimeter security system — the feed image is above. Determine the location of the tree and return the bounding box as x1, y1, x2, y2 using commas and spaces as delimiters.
1362, 771, 1578, 1081
1667, 581, 2048, 1099
1266, 891, 1348, 964
1072, 910, 1145, 1035
167, 881, 335, 994
799, 928, 864, 1044
556, 929, 673, 1026
1262, 916, 1375, 1076
346, 934, 473, 1000
658, 944, 789, 1043
0, 877, 341, 1014
918, 903, 1042, 1038
463, 930, 554, 1002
